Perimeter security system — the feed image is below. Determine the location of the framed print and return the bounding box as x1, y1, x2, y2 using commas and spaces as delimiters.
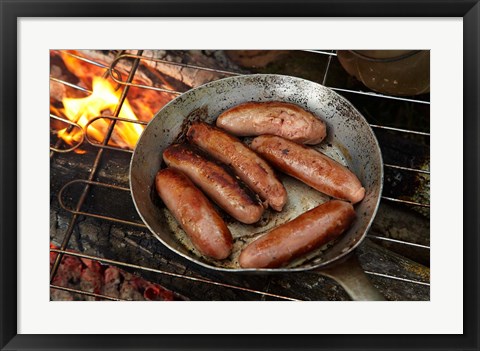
1, 1, 479, 350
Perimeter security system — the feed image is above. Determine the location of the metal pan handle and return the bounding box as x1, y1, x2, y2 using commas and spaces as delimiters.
316, 253, 386, 301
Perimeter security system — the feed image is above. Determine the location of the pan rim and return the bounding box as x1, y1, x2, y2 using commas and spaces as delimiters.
129, 73, 384, 273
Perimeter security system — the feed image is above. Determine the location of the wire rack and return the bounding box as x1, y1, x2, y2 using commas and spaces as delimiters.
49, 50, 430, 301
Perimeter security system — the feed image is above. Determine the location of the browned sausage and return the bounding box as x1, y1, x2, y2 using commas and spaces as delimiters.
239, 200, 355, 268
251, 135, 365, 204
155, 168, 233, 260
216, 101, 327, 145
163, 143, 265, 224
186, 121, 287, 211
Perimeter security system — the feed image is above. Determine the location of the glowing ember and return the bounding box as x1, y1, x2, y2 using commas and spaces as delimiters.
58, 77, 144, 150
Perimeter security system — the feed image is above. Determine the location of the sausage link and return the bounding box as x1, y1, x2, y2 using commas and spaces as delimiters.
187, 121, 287, 211
251, 135, 365, 204
216, 101, 327, 145
239, 200, 355, 268
163, 143, 265, 224
155, 168, 233, 260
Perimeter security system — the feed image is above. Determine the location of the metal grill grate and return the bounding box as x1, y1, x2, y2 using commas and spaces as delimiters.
49, 50, 430, 300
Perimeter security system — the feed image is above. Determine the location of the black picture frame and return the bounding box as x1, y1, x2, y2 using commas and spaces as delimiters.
1, 1, 478, 350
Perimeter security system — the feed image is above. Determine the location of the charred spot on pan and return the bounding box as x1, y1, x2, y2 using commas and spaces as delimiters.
221, 211, 237, 224
173, 107, 209, 144
251, 210, 273, 227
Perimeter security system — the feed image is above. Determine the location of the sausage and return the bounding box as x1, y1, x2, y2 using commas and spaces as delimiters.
239, 200, 355, 268
187, 121, 287, 211
163, 143, 265, 224
155, 168, 233, 260
251, 135, 365, 204
216, 101, 327, 145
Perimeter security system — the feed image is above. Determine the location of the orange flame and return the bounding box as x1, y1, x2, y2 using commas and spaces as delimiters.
58, 77, 144, 150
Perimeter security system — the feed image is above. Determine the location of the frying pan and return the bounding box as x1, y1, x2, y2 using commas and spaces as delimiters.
130, 74, 385, 301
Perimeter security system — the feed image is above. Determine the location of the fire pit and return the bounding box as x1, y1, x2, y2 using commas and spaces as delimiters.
50, 50, 430, 301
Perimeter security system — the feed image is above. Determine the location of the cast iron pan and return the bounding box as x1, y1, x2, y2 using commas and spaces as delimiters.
130, 74, 384, 300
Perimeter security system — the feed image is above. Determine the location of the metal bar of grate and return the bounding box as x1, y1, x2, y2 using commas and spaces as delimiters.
57, 179, 147, 227
50, 77, 92, 94
366, 235, 430, 249
114, 53, 242, 77
365, 271, 430, 286
54, 50, 125, 82
322, 53, 334, 86
49, 114, 85, 153
328, 87, 430, 105
108, 80, 182, 95
370, 124, 430, 136
381, 196, 430, 208
84, 116, 148, 152
54, 50, 112, 69
384, 163, 430, 175
303, 50, 337, 56
50, 50, 145, 282
50, 285, 126, 301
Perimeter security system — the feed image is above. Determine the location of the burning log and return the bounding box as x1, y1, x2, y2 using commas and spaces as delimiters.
50, 50, 178, 153
128, 50, 247, 88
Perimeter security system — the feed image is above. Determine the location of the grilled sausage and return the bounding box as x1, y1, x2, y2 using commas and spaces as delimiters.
187, 121, 287, 211
216, 101, 327, 145
251, 135, 365, 204
239, 200, 355, 268
155, 168, 233, 260
163, 143, 265, 224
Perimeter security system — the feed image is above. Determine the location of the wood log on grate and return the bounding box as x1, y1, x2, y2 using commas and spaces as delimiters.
68, 50, 247, 91
126, 50, 247, 88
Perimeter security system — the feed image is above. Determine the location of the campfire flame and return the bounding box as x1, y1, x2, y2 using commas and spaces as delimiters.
51, 50, 176, 153
58, 77, 144, 150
